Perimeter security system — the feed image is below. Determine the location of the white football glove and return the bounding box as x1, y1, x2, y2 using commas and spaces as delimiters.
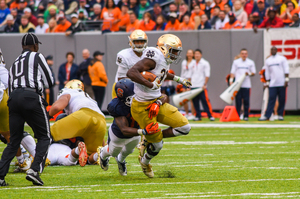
151, 77, 162, 90
173, 75, 192, 87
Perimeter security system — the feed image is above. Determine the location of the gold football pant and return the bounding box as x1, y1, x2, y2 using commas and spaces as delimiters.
50, 108, 106, 154
0, 89, 9, 132
111, 82, 117, 99
131, 98, 189, 143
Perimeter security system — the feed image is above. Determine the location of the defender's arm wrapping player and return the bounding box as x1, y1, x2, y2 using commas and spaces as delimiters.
127, 34, 192, 178
100, 79, 162, 176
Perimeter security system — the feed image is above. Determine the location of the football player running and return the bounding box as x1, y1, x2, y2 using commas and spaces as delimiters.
127, 34, 192, 178
100, 79, 164, 176
112, 29, 148, 98
49, 80, 106, 166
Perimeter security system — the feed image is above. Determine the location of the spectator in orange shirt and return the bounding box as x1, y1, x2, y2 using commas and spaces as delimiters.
280, 1, 295, 25
10, 0, 27, 10
165, 12, 180, 31
126, 11, 140, 32
139, 12, 156, 31
223, 12, 242, 29
101, 0, 121, 32
153, 14, 166, 30
190, 4, 205, 23
118, 3, 130, 31
198, 14, 212, 29
179, 14, 195, 30
244, 12, 261, 28
88, 51, 108, 109
215, 0, 225, 10
54, 14, 71, 32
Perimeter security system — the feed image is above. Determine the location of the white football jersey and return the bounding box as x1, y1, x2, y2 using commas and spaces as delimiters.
57, 88, 104, 116
134, 47, 170, 101
230, 58, 256, 88
114, 48, 145, 82
265, 54, 289, 87
0, 63, 8, 89
0, 81, 5, 102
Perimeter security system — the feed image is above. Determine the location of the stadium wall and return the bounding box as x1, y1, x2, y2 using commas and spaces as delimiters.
0, 29, 298, 111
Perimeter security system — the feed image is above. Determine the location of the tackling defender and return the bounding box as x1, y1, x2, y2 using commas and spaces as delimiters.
100, 79, 162, 176
112, 29, 148, 98
49, 80, 106, 166
127, 34, 192, 178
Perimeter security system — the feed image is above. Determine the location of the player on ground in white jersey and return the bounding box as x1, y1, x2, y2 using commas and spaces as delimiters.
49, 80, 107, 166
127, 34, 192, 178
111, 29, 148, 98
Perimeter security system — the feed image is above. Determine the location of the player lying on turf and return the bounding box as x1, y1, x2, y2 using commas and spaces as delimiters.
49, 80, 106, 166
99, 79, 165, 176
20, 131, 88, 166
127, 34, 192, 178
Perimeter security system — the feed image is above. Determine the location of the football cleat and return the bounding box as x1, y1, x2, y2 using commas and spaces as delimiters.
0, 179, 8, 186
139, 136, 149, 158
128, 29, 148, 53
14, 157, 31, 173
156, 34, 182, 64
100, 147, 110, 171
138, 156, 154, 178
115, 157, 127, 176
78, 142, 88, 167
26, 169, 43, 186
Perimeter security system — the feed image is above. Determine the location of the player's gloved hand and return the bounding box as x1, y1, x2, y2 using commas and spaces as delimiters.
173, 75, 192, 87
145, 100, 162, 119
143, 122, 161, 135
182, 79, 192, 87
151, 77, 162, 90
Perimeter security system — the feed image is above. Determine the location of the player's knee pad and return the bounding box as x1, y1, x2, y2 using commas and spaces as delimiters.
146, 141, 163, 157
55, 113, 68, 121
173, 124, 191, 136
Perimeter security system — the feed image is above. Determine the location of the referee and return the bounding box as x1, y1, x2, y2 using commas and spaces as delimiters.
0, 33, 54, 186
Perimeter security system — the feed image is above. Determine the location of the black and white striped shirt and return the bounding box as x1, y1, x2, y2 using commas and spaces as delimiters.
9, 49, 54, 94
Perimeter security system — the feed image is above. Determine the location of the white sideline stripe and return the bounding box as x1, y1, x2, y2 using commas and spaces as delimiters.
138, 192, 300, 199
43, 122, 300, 128
164, 141, 288, 145
1, 178, 300, 190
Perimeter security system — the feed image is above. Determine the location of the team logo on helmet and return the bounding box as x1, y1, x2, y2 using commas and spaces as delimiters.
117, 88, 124, 98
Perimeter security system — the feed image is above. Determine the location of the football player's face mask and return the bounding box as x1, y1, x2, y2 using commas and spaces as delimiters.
124, 95, 133, 107
132, 39, 147, 53
157, 34, 182, 64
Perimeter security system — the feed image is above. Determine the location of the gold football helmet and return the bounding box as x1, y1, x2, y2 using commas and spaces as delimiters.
156, 34, 182, 64
128, 29, 148, 53
64, 79, 84, 90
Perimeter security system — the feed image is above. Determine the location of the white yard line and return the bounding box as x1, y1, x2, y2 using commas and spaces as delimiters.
44, 123, 300, 128
1, 178, 300, 190
163, 141, 288, 145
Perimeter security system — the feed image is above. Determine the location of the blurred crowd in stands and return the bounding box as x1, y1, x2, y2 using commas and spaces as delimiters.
0, 0, 299, 34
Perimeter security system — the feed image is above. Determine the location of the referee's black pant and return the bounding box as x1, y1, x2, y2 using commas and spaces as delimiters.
0, 88, 51, 178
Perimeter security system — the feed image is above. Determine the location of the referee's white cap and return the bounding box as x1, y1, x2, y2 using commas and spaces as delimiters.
22, 33, 42, 46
